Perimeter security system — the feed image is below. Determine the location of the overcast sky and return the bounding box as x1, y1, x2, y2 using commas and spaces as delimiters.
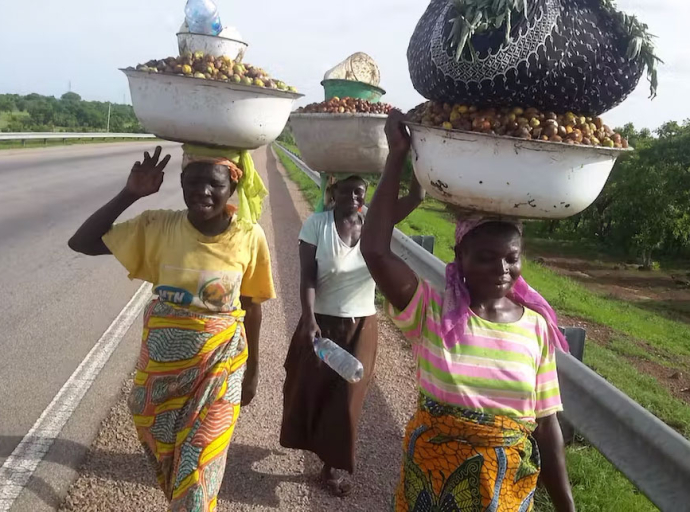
0, 0, 687, 130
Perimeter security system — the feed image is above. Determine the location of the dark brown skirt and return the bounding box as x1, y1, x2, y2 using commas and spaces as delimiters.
280, 313, 378, 473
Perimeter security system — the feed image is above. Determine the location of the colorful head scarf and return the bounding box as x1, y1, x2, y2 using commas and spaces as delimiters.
315, 173, 368, 213
441, 214, 569, 353
182, 144, 268, 229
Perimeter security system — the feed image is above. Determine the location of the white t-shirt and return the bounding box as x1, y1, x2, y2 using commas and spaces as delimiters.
299, 211, 376, 318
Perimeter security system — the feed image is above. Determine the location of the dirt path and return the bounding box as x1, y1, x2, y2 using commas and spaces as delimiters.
59, 146, 418, 511
527, 249, 690, 324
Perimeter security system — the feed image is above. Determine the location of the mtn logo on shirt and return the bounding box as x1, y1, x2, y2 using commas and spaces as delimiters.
155, 286, 194, 306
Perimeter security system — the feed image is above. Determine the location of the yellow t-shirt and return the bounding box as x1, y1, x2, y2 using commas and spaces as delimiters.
103, 210, 275, 312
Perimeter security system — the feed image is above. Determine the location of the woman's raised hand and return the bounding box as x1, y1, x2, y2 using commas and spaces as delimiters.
125, 146, 171, 199
385, 109, 411, 159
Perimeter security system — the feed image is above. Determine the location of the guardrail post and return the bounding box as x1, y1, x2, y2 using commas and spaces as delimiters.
559, 328, 586, 444
410, 235, 435, 254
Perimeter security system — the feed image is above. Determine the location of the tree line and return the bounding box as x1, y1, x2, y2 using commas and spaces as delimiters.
532, 120, 690, 267
0, 92, 144, 133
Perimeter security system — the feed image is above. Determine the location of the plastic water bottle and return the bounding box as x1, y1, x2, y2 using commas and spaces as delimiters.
313, 337, 364, 383
185, 0, 223, 36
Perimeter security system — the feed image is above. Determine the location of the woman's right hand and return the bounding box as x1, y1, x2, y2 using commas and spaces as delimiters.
299, 314, 321, 348
385, 109, 411, 160
125, 146, 171, 199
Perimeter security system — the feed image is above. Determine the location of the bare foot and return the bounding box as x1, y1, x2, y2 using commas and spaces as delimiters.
320, 464, 353, 497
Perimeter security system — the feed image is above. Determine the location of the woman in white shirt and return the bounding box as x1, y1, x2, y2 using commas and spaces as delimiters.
280, 173, 423, 496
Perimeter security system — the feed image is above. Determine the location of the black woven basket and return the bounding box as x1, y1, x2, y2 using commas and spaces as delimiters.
408, 0, 646, 116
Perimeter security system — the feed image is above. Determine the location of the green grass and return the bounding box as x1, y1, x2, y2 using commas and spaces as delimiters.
274, 143, 677, 510
584, 343, 690, 436
523, 235, 628, 263
522, 261, 690, 360
274, 146, 321, 209
0, 137, 154, 150
278, 141, 300, 155
534, 446, 656, 511
396, 198, 457, 262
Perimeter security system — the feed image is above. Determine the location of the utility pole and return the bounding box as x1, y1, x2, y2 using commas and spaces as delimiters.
106, 102, 111, 133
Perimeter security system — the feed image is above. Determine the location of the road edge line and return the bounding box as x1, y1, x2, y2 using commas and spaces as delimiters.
0, 282, 152, 511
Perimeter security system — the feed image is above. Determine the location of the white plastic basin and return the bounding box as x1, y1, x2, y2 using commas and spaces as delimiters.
290, 113, 388, 174
177, 32, 248, 61
123, 69, 302, 149
407, 123, 629, 219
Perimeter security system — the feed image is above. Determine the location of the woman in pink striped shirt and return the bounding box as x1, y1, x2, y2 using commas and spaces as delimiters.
361, 111, 575, 512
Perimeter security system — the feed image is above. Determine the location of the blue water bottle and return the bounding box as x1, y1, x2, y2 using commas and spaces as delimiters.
185, 0, 223, 36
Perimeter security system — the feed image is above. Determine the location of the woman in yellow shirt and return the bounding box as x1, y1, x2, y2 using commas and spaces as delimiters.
69, 145, 275, 511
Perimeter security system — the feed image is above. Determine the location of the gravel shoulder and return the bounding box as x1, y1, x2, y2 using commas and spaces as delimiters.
58, 146, 418, 511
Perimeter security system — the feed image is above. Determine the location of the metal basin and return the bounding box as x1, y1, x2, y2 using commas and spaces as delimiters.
123, 69, 302, 149
177, 32, 248, 61
407, 123, 629, 219
290, 113, 388, 174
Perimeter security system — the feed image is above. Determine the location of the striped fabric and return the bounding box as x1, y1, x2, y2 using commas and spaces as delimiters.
388, 279, 562, 422
129, 300, 248, 511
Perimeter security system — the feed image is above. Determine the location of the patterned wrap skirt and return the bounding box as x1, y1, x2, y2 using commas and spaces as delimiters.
128, 300, 248, 512
393, 394, 541, 512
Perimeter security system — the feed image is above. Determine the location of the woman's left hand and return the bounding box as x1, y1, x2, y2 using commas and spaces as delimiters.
241, 367, 259, 406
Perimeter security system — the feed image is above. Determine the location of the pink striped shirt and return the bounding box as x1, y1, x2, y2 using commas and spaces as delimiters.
388, 279, 563, 422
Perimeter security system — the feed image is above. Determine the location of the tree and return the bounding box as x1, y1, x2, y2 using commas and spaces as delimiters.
537, 121, 690, 265
61, 92, 82, 102
27, 100, 56, 126
0, 92, 142, 133
0, 96, 16, 112
656, 121, 682, 139
277, 125, 296, 145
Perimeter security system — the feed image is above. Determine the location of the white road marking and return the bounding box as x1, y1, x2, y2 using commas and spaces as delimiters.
0, 283, 152, 511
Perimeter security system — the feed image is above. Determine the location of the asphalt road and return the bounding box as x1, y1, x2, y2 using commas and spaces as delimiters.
0, 144, 420, 512
0, 141, 184, 509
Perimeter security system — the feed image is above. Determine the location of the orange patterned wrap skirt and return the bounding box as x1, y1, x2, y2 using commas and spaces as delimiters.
128, 300, 248, 512
393, 394, 541, 512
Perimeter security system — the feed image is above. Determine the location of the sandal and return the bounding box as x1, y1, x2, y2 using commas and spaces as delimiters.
321, 466, 353, 497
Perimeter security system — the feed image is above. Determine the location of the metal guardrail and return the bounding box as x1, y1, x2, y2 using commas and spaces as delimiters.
0, 132, 155, 144
274, 143, 690, 512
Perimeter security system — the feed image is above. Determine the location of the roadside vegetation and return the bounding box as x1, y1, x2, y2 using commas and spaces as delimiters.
0, 137, 152, 150
0, 92, 143, 133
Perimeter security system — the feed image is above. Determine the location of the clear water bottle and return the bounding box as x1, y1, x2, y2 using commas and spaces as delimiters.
313, 337, 364, 383
185, 0, 223, 36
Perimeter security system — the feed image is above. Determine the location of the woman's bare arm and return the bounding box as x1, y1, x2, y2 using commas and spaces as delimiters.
240, 297, 262, 406
534, 414, 576, 512
361, 111, 419, 312
298, 241, 321, 345
68, 147, 170, 255
68, 190, 138, 255
393, 173, 425, 225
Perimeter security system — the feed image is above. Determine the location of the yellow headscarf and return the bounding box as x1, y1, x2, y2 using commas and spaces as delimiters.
182, 144, 268, 229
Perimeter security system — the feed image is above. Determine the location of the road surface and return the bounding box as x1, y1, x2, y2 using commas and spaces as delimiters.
0, 142, 180, 509
0, 144, 420, 511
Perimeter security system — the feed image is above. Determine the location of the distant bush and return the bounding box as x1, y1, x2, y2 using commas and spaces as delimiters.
0, 92, 144, 133
532, 121, 690, 266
